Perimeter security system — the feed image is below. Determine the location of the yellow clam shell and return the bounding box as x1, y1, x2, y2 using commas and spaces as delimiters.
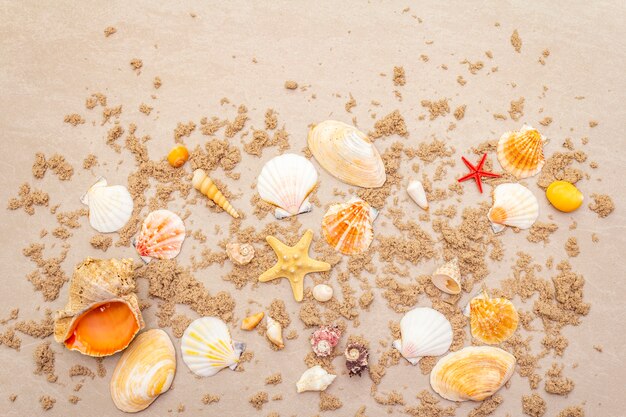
430, 346, 516, 402
110, 329, 176, 413
546, 181, 583, 212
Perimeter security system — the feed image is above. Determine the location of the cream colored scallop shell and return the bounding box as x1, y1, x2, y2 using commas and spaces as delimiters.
487, 183, 539, 233
307, 120, 386, 188
181, 317, 245, 377
258, 153, 318, 219
110, 329, 176, 413
81, 177, 133, 233
430, 346, 516, 402
392, 307, 453, 365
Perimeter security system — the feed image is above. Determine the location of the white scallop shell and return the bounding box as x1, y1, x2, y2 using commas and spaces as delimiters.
307, 120, 386, 188
81, 177, 133, 233
407, 180, 428, 210
296, 365, 336, 393
392, 307, 453, 365
258, 153, 318, 219
487, 183, 539, 233
181, 317, 245, 377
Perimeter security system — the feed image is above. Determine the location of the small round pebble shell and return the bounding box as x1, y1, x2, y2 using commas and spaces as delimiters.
313, 284, 333, 302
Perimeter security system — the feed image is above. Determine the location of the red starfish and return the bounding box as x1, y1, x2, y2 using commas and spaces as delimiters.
457, 153, 501, 193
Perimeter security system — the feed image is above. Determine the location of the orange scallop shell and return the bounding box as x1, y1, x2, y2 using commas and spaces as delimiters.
496, 126, 545, 179
321, 199, 376, 255
470, 297, 518, 344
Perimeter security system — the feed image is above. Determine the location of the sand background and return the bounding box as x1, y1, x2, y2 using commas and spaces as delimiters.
1, 1, 625, 416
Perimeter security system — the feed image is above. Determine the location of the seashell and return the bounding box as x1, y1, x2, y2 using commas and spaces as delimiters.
546, 180, 583, 213
321, 198, 378, 255
430, 346, 516, 402
296, 365, 336, 393
407, 180, 428, 210
307, 120, 386, 188
241, 312, 264, 330
312, 284, 333, 302
496, 125, 546, 179
462, 290, 487, 317
431, 258, 462, 295
393, 307, 453, 365
181, 317, 245, 377
487, 183, 539, 233
167, 145, 189, 168
226, 243, 255, 265
80, 177, 133, 233
192, 169, 239, 218
266, 316, 284, 349
345, 342, 369, 377
470, 295, 519, 344
310, 325, 342, 357
134, 210, 185, 262
110, 329, 175, 413
257, 153, 318, 219
53, 258, 144, 357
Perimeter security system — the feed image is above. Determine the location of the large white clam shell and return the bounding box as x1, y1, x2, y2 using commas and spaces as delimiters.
296, 365, 336, 393
110, 329, 176, 413
258, 153, 318, 219
487, 183, 539, 233
393, 307, 453, 365
81, 177, 133, 233
307, 120, 386, 188
181, 317, 245, 377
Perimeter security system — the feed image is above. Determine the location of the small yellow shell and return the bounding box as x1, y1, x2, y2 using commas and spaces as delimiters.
241, 312, 264, 330
470, 296, 518, 344
546, 181, 583, 212
167, 145, 189, 168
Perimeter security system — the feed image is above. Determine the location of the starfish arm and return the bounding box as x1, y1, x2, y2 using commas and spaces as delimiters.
297, 229, 314, 249
461, 156, 477, 171
259, 263, 283, 282
303, 259, 331, 273
476, 152, 488, 170
266, 235, 290, 254
288, 276, 304, 302
476, 177, 484, 193
458, 172, 478, 182
477, 171, 501, 178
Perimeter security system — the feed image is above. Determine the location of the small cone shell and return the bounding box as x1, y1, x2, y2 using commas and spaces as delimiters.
431, 259, 462, 295
53, 258, 144, 357
407, 180, 428, 210
430, 346, 516, 402
266, 316, 284, 349
192, 169, 239, 218
497, 125, 546, 179
470, 296, 519, 344
110, 329, 176, 413
241, 312, 264, 330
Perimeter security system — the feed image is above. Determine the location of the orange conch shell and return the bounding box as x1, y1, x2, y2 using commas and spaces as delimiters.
470, 295, 519, 344
134, 210, 186, 262
496, 125, 546, 179
321, 198, 377, 255
53, 258, 144, 357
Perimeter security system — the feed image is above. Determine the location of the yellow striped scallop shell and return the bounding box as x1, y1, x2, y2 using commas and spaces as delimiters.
181, 317, 245, 377
430, 346, 516, 402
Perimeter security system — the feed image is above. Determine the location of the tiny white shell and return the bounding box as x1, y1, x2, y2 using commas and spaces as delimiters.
312, 284, 333, 302
296, 365, 336, 393
258, 153, 318, 219
81, 177, 133, 233
266, 316, 284, 349
407, 180, 428, 210
393, 307, 453, 365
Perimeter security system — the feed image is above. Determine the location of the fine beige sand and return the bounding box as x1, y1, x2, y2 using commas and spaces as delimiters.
1, 1, 625, 416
